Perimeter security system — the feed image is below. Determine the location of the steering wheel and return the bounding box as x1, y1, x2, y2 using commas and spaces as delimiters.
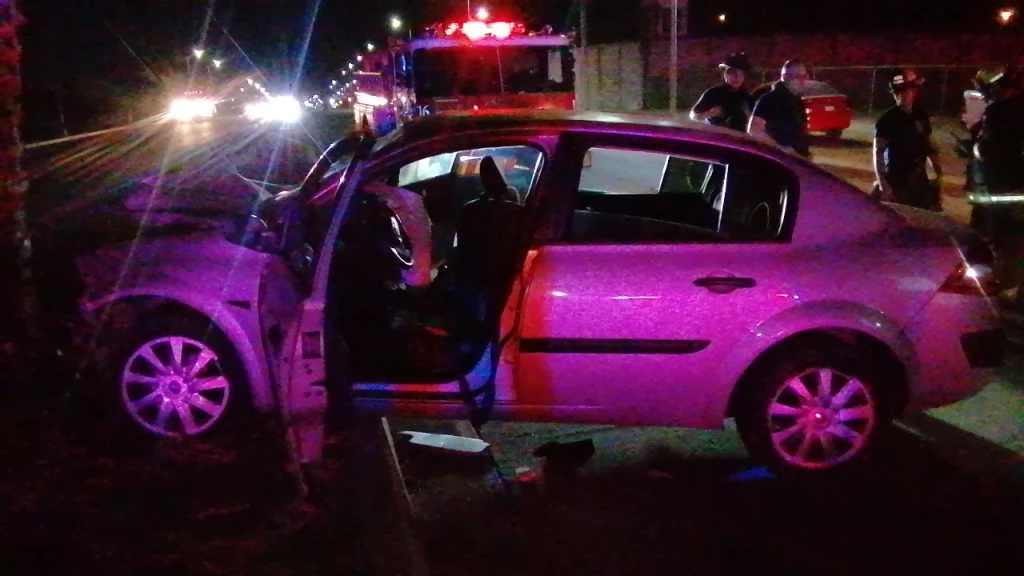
386, 208, 415, 268
745, 202, 772, 239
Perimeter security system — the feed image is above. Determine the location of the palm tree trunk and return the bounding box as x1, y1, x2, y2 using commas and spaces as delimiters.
0, 1, 44, 365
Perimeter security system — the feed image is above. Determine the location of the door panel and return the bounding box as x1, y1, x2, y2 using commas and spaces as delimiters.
517, 242, 798, 428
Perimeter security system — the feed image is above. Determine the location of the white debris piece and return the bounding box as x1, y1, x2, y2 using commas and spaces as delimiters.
399, 431, 490, 453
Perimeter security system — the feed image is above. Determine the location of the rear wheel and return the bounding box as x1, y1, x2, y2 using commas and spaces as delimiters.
825, 129, 844, 138
735, 345, 891, 474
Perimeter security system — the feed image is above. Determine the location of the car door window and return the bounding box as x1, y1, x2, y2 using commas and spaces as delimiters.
397, 152, 458, 187
387, 144, 545, 266
397, 145, 543, 202
567, 145, 794, 244
572, 147, 727, 243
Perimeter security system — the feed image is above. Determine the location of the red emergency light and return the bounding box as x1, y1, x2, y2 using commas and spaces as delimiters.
444, 20, 523, 40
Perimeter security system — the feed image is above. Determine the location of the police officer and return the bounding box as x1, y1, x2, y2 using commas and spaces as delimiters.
748, 59, 812, 158
872, 71, 943, 210
689, 52, 754, 132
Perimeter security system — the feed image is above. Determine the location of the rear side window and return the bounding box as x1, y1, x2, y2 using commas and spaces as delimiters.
567, 145, 795, 244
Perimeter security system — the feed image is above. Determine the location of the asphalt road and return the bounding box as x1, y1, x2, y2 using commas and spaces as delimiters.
24, 110, 1024, 576
390, 412, 1023, 576
25, 113, 355, 231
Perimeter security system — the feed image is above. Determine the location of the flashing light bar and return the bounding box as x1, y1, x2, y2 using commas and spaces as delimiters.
355, 92, 389, 107
444, 20, 524, 40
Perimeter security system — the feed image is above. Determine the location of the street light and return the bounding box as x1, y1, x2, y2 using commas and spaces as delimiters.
348, 62, 355, 70
717, 13, 727, 23
192, 48, 205, 59
390, 16, 402, 30
997, 7, 1017, 25
357, 55, 363, 62
366, 42, 376, 51
476, 6, 490, 21
212, 59, 223, 68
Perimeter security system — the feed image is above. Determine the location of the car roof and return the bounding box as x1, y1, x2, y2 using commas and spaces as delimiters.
390, 109, 777, 153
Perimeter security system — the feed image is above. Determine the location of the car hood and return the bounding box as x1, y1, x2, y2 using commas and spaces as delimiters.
122, 173, 270, 219
75, 231, 274, 307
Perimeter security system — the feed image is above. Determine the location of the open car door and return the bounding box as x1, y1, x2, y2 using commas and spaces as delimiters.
256, 133, 377, 466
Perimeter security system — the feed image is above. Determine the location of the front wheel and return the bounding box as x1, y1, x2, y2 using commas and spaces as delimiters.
735, 346, 891, 474
110, 317, 249, 439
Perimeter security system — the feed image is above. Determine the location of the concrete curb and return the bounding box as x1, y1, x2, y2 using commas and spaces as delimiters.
25, 118, 162, 150
898, 412, 1024, 494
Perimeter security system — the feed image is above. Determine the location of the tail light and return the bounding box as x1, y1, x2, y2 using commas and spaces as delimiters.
941, 239, 1000, 296
940, 262, 1000, 295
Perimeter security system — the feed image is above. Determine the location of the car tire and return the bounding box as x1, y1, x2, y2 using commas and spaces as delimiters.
825, 129, 844, 138
106, 315, 251, 443
734, 344, 891, 475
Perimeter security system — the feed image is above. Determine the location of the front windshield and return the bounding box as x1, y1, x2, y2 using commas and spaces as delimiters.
413, 46, 574, 98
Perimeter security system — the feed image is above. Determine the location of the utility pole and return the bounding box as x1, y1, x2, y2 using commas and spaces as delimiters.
579, 0, 587, 110
0, 1, 45, 365
669, 0, 678, 114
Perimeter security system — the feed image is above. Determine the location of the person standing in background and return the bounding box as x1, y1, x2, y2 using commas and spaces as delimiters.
872, 71, 943, 210
747, 60, 812, 158
689, 52, 754, 133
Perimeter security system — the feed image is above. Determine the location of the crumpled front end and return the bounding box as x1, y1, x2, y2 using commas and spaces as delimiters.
75, 232, 282, 411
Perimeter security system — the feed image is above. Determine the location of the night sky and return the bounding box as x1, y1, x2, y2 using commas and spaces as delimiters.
20, 0, 1016, 138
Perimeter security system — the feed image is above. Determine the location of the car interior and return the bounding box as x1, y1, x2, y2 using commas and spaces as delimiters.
328, 146, 540, 382
570, 148, 789, 243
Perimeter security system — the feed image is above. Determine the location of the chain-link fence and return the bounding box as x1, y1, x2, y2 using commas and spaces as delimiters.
641, 64, 983, 117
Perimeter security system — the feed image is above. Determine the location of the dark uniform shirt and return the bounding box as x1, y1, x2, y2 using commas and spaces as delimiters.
691, 84, 753, 132
976, 93, 1024, 192
875, 105, 934, 181
751, 81, 810, 157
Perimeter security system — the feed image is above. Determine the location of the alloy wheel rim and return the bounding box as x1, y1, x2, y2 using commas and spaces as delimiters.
120, 336, 231, 436
766, 367, 876, 469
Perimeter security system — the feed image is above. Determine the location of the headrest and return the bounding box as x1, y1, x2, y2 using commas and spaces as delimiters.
479, 156, 507, 199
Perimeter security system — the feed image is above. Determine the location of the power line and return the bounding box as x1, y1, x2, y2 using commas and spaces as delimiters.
103, 21, 163, 85
210, 13, 270, 82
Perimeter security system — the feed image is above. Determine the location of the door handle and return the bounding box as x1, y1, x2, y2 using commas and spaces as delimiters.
693, 276, 757, 293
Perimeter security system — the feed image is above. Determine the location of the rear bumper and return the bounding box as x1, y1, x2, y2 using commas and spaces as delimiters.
807, 116, 852, 132
902, 293, 1005, 412
960, 329, 1009, 368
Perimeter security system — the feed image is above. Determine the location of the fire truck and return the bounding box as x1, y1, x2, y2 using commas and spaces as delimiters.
353, 18, 576, 136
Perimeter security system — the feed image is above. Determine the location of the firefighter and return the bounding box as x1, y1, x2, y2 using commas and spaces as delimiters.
972, 67, 1024, 206
689, 52, 754, 132
872, 71, 943, 210
967, 66, 1024, 301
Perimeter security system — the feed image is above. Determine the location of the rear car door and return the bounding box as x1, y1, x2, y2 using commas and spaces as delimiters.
517, 132, 803, 428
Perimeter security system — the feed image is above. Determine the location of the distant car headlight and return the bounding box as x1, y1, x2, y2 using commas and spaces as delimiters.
169, 98, 216, 121
244, 96, 302, 123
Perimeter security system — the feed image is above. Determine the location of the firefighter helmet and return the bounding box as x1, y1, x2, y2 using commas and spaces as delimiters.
974, 65, 1017, 98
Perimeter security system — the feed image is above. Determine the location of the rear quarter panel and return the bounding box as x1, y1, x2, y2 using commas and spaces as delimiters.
690, 164, 967, 423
